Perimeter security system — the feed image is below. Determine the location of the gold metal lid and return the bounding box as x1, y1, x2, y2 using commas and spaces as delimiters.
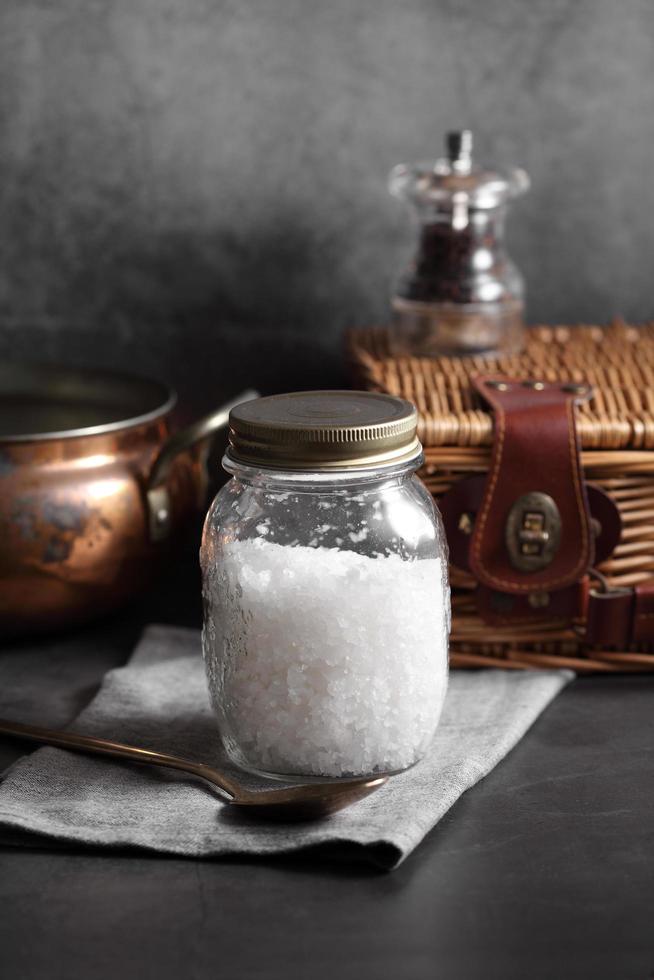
227, 390, 421, 471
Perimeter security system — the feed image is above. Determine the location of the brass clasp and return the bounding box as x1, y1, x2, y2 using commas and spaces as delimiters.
505, 491, 562, 572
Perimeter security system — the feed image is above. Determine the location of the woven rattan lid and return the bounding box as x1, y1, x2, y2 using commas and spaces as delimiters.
226, 390, 421, 471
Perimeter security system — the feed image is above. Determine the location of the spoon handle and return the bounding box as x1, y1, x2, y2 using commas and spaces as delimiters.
0, 717, 238, 802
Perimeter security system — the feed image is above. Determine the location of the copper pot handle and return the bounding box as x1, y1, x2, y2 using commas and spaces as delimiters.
146, 389, 259, 541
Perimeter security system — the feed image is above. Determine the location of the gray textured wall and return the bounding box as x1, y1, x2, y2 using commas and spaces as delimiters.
1, 0, 653, 409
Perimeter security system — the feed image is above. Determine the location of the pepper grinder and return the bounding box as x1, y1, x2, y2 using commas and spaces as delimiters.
389, 130, 530, 357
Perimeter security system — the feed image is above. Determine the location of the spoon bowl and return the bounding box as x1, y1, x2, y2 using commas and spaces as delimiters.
232, 776, 387, 820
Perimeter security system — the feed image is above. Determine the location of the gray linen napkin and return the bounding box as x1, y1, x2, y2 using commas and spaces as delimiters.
0, 625, 571, 868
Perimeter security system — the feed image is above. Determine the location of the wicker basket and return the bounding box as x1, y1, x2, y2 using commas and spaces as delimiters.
348, 321, 654, 673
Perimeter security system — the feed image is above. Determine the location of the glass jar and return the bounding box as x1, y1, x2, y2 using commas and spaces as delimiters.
389, 130, 529, 357
201, 391, 450, 781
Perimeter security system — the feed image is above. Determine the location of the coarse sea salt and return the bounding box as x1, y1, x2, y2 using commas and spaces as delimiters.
203, 537, 449, 778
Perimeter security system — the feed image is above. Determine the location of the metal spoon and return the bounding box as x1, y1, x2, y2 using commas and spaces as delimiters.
0, 718, 386, 820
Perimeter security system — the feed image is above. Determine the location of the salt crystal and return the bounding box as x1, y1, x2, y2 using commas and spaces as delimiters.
203, 537, 449, 778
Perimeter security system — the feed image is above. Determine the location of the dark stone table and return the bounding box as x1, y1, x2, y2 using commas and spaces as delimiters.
1, 561, 653, 980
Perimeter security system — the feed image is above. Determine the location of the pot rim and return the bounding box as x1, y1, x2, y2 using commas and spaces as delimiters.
0, 362, 177, 444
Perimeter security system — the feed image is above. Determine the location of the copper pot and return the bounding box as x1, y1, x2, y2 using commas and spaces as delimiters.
0, 363, 256, 636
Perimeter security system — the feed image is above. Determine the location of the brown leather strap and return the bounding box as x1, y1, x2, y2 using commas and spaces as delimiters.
470, 377, 594, 595
633, 580, 654, 643
476, 579, 588, 627
585, 588, 633, 648
585, 580, 654, 648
